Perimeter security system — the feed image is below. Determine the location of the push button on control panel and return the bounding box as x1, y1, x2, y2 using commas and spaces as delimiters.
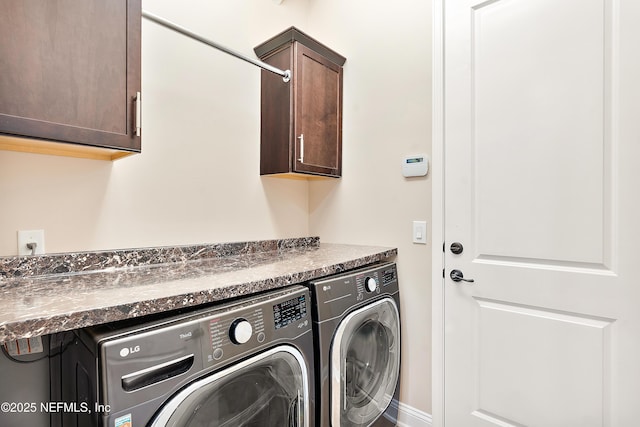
213, 348, 224, 360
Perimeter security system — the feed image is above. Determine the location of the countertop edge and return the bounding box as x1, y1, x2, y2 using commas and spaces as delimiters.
0, 245, 397, 343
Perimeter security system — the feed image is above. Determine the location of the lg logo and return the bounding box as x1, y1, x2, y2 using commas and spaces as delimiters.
119, 345, 141, 358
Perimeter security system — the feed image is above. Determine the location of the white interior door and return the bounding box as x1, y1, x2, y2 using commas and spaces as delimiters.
441, 0, 640, 425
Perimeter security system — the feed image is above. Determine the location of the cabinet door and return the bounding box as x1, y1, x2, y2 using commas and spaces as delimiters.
0, 0, 141, 152
293, 44, 342, 177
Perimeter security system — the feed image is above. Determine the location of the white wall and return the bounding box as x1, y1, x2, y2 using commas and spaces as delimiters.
305, 0, 433, 415
0, 0, 311, 255
0, 0, 432, 418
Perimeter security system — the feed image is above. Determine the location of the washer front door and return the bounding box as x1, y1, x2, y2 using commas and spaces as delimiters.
150, 346, 309, 427
331, 298, 400, 427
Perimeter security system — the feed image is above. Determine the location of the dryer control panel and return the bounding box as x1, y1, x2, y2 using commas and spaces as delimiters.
310, 262, 398, 321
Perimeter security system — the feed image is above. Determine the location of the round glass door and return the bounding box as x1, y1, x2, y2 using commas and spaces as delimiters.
150, 346, 308, 427
331, 298, 400, 427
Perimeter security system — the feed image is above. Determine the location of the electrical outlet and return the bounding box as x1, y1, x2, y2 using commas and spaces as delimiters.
17, 229, 45, 256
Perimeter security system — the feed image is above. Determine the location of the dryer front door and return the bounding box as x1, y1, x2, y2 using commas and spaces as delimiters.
331, 298, 400, 427
150, 346, 309, 427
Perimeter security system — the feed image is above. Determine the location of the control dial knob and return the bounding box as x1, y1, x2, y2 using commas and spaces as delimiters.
229, 318, 252, 345
364, 276, 377, 292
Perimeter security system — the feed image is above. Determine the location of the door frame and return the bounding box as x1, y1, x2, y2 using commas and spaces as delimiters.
431, 0, 445, 426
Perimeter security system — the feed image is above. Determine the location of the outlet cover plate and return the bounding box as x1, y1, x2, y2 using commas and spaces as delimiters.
17, 229, 45, 256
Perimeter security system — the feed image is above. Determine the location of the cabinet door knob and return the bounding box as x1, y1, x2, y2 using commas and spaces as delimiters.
297, 134, 304, 163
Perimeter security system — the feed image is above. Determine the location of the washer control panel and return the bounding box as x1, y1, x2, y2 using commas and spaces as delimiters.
207, 307, 265, 362
203, 287, 310, 367
273, 294, 308, 329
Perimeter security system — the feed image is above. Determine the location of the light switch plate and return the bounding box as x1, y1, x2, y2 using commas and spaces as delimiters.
412, 221, 427, 244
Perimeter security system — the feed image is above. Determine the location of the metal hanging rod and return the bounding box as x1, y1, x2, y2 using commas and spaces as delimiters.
142, 10, 291, 83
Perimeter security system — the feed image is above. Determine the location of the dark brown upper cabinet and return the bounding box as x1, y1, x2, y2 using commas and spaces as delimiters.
255, 28, 346, 178
0, 0, 141, 160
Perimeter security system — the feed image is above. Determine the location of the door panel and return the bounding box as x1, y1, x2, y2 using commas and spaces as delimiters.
474, 298, 612, 427
443, 0, 640, 425
472, 0, 609, 266
294, 44, 342, 175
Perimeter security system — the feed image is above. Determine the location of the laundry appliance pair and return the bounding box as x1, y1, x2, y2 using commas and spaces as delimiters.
58, 262, 400, 427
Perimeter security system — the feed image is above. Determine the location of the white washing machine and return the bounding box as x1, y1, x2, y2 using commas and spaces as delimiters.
309, 262, 401, 427
59, 285, 315, 427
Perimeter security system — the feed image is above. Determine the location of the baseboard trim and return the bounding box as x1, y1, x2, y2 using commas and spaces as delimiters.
390, 399, 433, 427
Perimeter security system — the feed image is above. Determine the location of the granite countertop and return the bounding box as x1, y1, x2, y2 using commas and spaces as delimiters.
0, 237, 397, 343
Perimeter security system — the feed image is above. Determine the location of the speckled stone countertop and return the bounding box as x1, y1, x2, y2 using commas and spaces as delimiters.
0, 237, 396, 343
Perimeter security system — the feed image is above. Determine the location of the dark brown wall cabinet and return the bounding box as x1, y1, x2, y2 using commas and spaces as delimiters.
0, 0, 141, 160
255, 28, 346, 178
